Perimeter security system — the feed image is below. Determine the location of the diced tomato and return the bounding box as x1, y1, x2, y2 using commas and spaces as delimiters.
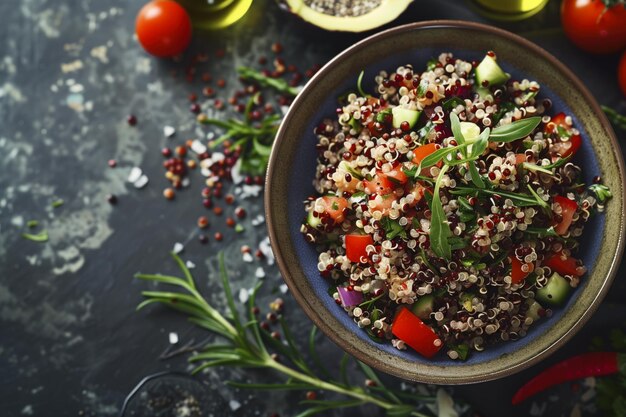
363, 172, 394, 195
545, 112, 582, 158
412, 143, 440, 165
345, 234, 374, 263
509, 255, 534, 285
544, 251, 584, 277
318, 196, 349, 224
515, 154, 527, 165
384, 166, 408, 185
553, 196, 578, 235
391, 307, 442, 358
408, 183, 426, 206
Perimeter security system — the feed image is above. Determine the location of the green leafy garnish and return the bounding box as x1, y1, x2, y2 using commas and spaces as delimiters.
27, 220, 39, 228
136, 252, 443, 417
524, 226, 559, 238
22, 230, 49, 242
356, 70, 368, 97
602, 105, 626, 131
380, 217, 407, 240
429, 165, 452, 259
589, 184, 613, 204
489, 116, 541, 143
237, 66, 300, 96
52, 199, 64, 208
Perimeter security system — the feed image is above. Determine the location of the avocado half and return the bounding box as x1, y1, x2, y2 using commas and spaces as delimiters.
279, 0, 413, 32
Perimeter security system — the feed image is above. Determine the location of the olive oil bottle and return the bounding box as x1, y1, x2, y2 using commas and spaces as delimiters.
175, 0, 254, 29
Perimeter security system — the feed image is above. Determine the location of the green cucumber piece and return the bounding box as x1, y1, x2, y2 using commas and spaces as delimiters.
392, 107, 421, 129
411, 294, 434, 319
307, 210, 321, 228
536, 272, 571, 306
526, 300, 543, 321
475, 55, 510, 87
339, 160, 363, 180
459, 293, 475, 312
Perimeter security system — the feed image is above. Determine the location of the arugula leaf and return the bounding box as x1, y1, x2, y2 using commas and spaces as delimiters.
489, 116, 541, 143
429, 165, 452, 259
524, 226, 559, 238
380, 217, 407, 240
589, 184, 613, 204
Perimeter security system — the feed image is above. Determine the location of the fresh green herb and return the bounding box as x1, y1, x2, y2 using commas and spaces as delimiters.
602, 105, 626, 131
556, 125, 571, 139
235, 224, 245, 233
429, 165, 452, 259
524, 226, 559, 238
589, 184, 613, 204
201, 108, 280, 175
541, 154, 572, 170
22, 230, 49, 242
27, 220, 39, 228
51, 199, 64, 208
450, 186, 540, 207
451, 344, 470, 361
522, 162, 555, 176
442, 97, 465, 113
426, 58, 438, 71
491, 101, 515, 125
237, 66, 300, 97
356, 70, 368, 97
527, 184, 550, 210
489, 116, 541, 143
380, 217, 407, 240
136, 253, 442, 417
448, 236, 469, 251
375, 108, 392, 124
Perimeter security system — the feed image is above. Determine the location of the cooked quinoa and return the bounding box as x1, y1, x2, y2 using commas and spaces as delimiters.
300, 52, 612, 360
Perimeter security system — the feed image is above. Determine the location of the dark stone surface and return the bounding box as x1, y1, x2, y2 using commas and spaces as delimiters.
0, 0, 624, 416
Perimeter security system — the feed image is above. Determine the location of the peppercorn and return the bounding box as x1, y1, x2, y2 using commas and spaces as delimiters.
197, 216, 209, 229
214, 232, 223, 241
163, 188, 175, 200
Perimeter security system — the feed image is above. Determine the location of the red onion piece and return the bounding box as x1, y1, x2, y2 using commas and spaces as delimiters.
338, 286, 363, 307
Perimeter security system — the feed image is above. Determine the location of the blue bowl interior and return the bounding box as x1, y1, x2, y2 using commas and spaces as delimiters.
286, 48, 604, 366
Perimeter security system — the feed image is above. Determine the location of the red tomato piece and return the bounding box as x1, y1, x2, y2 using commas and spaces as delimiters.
561, 0, 626, 54
545, 113, 582, 158
509, 255, 533, 285
135, 0, 192, 57
363, 173, 394, 195
319, 196, 349, 224
391, 307, 442, 358
384, 166, 408, 185
553, 196, 578, 235
368, 194, 394, 216
412, 143, 440, 165
345, 234, 374, 263
545, 251, 584, 277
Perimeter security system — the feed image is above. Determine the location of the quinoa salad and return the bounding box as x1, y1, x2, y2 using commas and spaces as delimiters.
300, 52, 613, 360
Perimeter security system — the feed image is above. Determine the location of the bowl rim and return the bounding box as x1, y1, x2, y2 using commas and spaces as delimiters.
265, 19, 626, 384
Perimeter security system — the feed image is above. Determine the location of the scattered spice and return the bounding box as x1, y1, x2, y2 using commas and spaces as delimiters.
127, 114, 137, 126
107, 194, 118, 205
214, 232, 223, 241
51, 199, 64, 208
163, 188, 175, 200
108, 159, 117, 168
197, 216, 209, 229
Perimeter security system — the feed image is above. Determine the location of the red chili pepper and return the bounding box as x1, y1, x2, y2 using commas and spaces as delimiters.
512, 351, 626, 405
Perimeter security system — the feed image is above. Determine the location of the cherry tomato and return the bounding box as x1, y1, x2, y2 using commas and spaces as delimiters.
317, 196, 349, 224
545, 251, 585, 277
561, 0, 626, 54
619, 50, 626, 98
553, 196, 578, 235
509, 255, 533, 285
391, 307, 442, 358
136, 0, 192, 57
544, 112, 582, 159
345, 234, 374, 263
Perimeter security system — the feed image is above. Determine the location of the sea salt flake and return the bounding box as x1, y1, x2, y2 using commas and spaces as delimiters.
181, 177, 190, 187
127, 167, 142, 183
242, 252, 253, 263
163, 126, 176, 138
238, 288, 249, 304
279, 284, 288, 294
255, 267, 265, 279
190, 140, 207, 154
228, 400, 241, 411
185, 260, 196, 269
133, 175, 149, 189
169, 332, 179, 344
172, 242, 184, 254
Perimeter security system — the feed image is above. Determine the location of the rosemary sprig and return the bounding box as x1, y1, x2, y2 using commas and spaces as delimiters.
136, 253, 441, 417
602, 105, 626, 131
238, 66, 301, 97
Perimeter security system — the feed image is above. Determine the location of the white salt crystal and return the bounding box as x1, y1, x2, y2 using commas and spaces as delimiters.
163, 126, 176, 138
133, 175, 149, 189
127, 167, 142, 183
172, 242, 184, 254
168, 332, 178, 344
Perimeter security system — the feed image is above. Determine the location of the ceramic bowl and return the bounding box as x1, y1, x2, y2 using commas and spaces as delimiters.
265, 20, 626, 384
